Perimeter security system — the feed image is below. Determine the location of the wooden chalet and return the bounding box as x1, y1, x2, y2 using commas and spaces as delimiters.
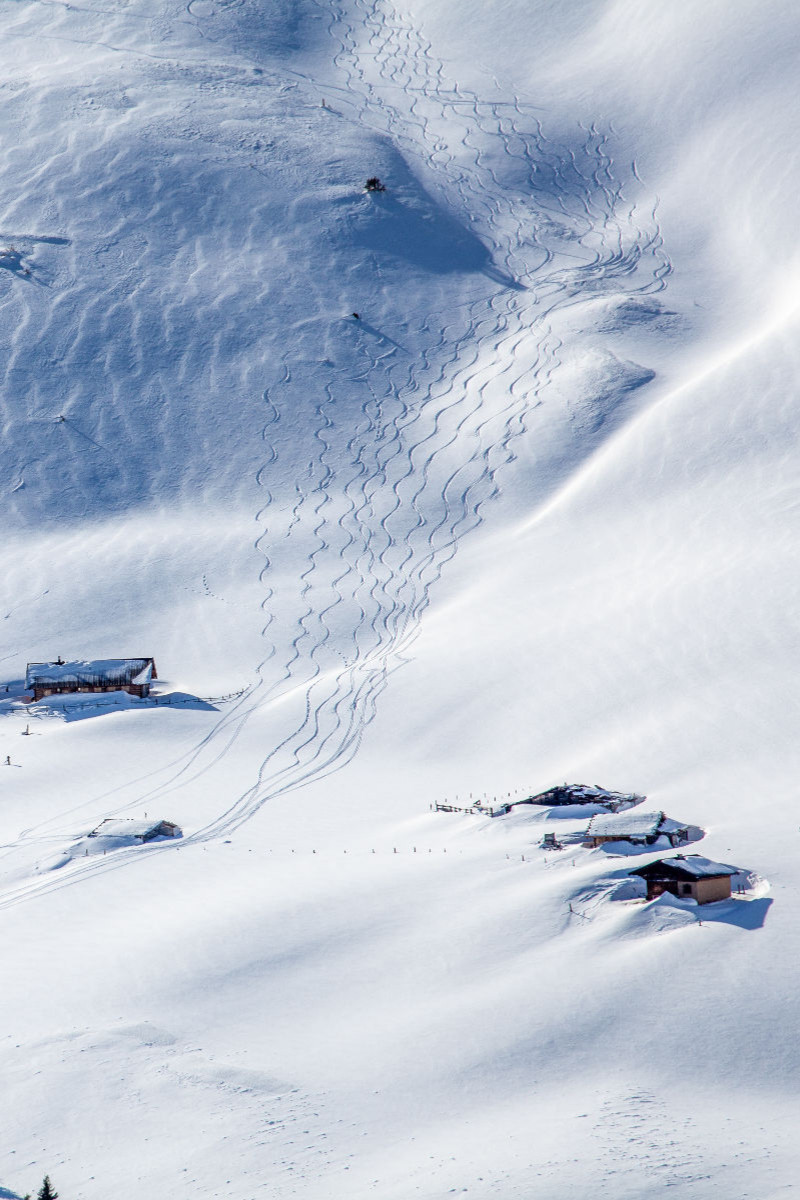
583, 809, 695, 849
630, 854, 737, 905
89, 818, 181, 842
26, 657, 157, 701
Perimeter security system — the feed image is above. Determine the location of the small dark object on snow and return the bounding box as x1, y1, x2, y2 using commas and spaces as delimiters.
352, 312, 360, 319
365, 177, 386, 192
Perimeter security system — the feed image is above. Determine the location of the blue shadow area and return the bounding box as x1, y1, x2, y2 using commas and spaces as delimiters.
596, 829, 705, 857
531, 803, 610, 820
0, 679, 26, 696
0, 690, 217, 723
607, 867, 772, 932
0, 233, 70, 246
57, 691, 218, 722
344, 146, 520, 288
352, 191, 490, 275
697, 897, 773, 930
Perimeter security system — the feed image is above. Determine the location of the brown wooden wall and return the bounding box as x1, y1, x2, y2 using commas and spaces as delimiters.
695, 876, 732, 904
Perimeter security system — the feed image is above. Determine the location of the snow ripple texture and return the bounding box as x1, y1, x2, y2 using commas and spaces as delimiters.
0, 0, 671, 849
205, 0, 672, 837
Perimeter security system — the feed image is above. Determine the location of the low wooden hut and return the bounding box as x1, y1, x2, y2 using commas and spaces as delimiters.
630, 854, 737, 904
583, 810, 695, 848
89, 818, 181, 842
26, 657, 157, 701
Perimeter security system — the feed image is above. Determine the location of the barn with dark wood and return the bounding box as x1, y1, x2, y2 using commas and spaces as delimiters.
630, 854, 737, 904
26, 657, 157, 701
583, 810, 697, 849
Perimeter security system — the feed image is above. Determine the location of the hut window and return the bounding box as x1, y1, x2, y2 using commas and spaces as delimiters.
680, 883, 692, 895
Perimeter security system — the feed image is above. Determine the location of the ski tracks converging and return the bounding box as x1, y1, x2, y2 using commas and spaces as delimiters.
193, 0, 673, 836
0, 0, 674, 906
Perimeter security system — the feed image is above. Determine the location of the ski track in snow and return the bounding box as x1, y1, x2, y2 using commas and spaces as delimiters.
189, 0, 672, 835
0, 0, 672, 907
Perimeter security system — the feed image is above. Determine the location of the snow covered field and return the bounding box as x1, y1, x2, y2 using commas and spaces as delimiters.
1, 1, 800, 1196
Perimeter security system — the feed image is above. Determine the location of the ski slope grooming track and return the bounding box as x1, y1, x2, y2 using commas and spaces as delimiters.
0, 0, 673, 904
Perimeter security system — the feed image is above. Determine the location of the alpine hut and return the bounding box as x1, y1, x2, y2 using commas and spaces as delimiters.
630, 854, 737, 905
26, 658, 157, 702
583, 810, 696, 849
520, 783, 645, 812
89, 818, 181, 842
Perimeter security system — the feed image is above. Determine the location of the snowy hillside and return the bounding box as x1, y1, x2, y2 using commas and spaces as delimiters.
2, 1, 800, 1197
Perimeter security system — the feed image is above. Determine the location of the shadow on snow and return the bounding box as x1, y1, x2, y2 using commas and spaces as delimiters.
0, 689, 217, 722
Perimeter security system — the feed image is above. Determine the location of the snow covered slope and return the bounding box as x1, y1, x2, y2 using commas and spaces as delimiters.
1, 1, 799, 1197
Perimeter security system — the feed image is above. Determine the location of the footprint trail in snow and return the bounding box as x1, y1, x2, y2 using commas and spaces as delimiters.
194, 0, 672, 838
0, 0, 673, 896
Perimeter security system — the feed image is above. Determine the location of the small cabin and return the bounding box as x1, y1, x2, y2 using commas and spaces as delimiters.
583, 810, 695, 849
521, 783, 645, 812
26, 657, 157, 701
89, 818, 181, 842
630, 854, 737, 905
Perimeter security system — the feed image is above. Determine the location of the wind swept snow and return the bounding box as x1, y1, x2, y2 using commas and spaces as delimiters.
1, 0, 800, 1198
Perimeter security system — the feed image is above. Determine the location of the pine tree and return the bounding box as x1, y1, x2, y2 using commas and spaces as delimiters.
37, 1177, 58, 1200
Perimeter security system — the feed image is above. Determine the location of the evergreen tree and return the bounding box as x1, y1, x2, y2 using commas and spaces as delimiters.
37, 1177, 58, 1200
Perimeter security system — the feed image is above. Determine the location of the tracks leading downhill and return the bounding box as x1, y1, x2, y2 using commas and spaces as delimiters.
0, 0, 674, 908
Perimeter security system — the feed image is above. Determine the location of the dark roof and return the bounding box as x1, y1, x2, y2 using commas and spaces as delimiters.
630, 854, 738, 881
529, 783, 644, 806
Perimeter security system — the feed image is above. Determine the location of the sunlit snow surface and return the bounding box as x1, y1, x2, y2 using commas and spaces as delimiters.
0, 0, 799, 1197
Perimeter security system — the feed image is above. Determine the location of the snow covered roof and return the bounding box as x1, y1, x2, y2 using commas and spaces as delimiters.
586, 811, 692, 838
586, 810, 665, 838
89, 818, 179, 839
26, 658, 155, 687
631, 854, 738, 880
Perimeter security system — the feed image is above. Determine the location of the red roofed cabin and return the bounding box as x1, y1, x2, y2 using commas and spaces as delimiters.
26, 658, 157, 702
630, 855, 737, 905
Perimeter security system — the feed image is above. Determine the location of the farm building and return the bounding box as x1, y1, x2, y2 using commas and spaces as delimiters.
26, 657, 157, 701
630, 854, 737, 905
583, 810, 698, 849
520, 783, 645, 812
88, 819, 181, 842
